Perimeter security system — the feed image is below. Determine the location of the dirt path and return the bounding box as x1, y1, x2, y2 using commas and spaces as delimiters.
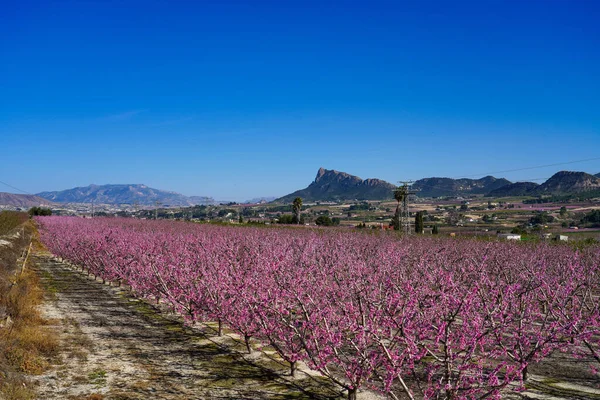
30, 252, 344, 400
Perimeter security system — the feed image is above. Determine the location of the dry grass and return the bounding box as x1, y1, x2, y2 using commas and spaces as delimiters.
0, 212, 28, 236
0, 381, 35, 400
0, 219, 59, 399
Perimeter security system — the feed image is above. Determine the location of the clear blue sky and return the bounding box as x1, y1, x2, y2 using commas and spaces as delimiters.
1, 0, 599, 201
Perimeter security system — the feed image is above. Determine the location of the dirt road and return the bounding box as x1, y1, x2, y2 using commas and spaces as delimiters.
30, 253, 342, 400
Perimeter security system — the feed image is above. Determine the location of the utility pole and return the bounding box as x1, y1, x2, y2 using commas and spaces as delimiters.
91, 200, 95, 218
155, 201, 160, 220
398, 181, 416, 235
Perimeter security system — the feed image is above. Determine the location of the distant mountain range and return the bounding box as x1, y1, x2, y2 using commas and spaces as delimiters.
0, 192, 54, 208
275, 168, 513, 202
36, 184, 215, 206
188, 196, 216, 205
1, 169, 598, 209
487, 171, 600, 197
275, 168, 600, 202
244, 196, 277, 204
412, 176, 511, 198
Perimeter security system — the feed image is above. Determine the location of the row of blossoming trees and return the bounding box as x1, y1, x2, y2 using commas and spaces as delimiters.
37, 217, 600, 400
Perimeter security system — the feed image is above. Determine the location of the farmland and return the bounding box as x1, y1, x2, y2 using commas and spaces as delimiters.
35, 216, 600, 399
35, 186, 598, 243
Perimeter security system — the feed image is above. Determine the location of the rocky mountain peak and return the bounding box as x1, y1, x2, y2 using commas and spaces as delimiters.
315, 167, 327, 181
276, 168, 396, 202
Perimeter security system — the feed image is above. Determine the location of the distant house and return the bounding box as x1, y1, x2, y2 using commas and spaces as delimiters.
554, 235, 569, 242
497, 233, 521, 241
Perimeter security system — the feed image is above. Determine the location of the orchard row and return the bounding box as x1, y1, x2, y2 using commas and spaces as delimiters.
37, 217, 600, 400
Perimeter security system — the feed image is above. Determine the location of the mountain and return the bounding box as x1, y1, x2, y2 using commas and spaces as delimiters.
532, 171, 600, 195
412, 176, 512, 198
244, 196, 277, 204
486, 182, 540, 197
37, 184, 214, 206
0, 192, 55, 208
188, 196, 217, 205
481, 171, 600, 198
275, 168, 396, 202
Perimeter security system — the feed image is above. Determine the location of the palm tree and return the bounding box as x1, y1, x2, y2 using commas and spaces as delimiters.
292, 197, 303, 224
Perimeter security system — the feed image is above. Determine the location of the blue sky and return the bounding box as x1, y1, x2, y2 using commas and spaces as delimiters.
1, 0, 599, 201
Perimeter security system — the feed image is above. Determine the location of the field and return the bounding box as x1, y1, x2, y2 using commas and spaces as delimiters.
34, 216, 600, 400
0, 212, 59, 400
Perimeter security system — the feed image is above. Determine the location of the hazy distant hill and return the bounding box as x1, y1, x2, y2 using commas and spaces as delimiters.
37, 184, 214, 206
486, 182, 540, 197
245, 196, 277, 204
532, 171, 600, 195
412, 176, 512, 198
275, 168, 396, 202
596, 173, 600, 178
0, 192, 54, 208
188, 196, 217, 205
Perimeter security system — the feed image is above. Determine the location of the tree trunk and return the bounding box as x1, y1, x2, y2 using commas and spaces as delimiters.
244, 334, 251, 354
522, 365, 528, 381
290, 361, 296, 377
218, 319, 222, 336
347, 387, 357, 400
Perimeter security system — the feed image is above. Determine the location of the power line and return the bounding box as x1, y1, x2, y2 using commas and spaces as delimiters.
0, 179, 31, 195
449, 157, 600, 179
515, 177, 550, 182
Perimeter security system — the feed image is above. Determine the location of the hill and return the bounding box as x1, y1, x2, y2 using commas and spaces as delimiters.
275, 168, 396, 203
0, 192, 55, 208
188, 196, 217, 205
37, 184, 214, 206
244, 196, 277, 204
412, 176, 512, 198
486, 182, 540, 197
532, 171, 600, 195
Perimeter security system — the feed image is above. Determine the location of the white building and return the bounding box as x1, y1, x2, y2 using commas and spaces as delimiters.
497, 233, 521, 241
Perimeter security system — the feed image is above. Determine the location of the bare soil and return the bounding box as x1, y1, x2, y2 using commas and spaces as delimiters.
29, 252, 345, 400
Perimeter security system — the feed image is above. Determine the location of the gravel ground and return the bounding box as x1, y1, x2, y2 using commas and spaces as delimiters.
29, 252, 346, 400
